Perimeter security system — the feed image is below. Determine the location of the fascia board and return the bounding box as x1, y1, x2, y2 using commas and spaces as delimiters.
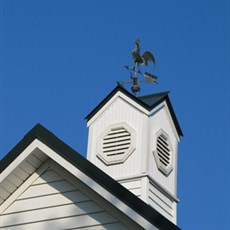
0, 124, 180, 230
34, 139, 157, 230
0, 140, 39, 182
87, 91, 150, 127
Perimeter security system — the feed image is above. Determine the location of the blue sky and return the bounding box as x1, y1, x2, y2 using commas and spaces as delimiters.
1, 0, 229, 229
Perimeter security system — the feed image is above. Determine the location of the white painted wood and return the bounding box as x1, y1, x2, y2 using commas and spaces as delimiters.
0, 141, 39, 182
1, 201, 103, 226
33, 168, 62, 184
1, 138, 159, 229
120, 179, 141, 190
32, 147, 49, 162
86, 89, 180, 224
0, 212, 118, 230
0, 160, 49, 213
11, 167, 29, 181
1, 163, 147, 230
149, 105, 178, 195
3, 173, 23, 187
19, 180, 76, 199
66, 222, 129, 230
87, 96, 148, 179
19, 160, 36, 174
87, 91, 149, 127
25, 153, 43, 168
0, 180, 16, 195
0, 141, 48, 205
148, 179, 175, 224
49, 161, 147, 230
149, 188, 173, 213
1, 167, 120, 229
0, 188, 10, 200
3, 190, 89, 214
119, 179, 142, 197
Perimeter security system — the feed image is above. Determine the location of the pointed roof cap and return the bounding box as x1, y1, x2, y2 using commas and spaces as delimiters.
86, 86, 183, 137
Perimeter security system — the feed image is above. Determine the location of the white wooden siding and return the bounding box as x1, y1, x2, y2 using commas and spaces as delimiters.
148, 180, 175, 223
119, 178, 142, 198
0, 167, 135, 230
149, 105, 178, 195
0, 148, 48, 205
87, 96, 148, 179
86, 91, 179, 224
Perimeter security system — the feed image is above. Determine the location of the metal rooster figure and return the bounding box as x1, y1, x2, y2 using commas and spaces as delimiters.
121, 39, 157, 95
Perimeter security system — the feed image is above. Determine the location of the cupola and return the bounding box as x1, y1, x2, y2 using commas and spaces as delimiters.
86, 85, 183, 224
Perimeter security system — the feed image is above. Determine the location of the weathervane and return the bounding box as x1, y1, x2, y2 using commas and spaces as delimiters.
119, 39, 157, 95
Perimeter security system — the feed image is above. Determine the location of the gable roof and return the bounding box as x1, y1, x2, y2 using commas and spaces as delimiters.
85, 85, 183, 137
0, 124, 181, 230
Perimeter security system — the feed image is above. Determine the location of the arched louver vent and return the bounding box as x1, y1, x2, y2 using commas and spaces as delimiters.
154, 130, 173, 175
97, 123, 136, 165
103, 127, 131, 157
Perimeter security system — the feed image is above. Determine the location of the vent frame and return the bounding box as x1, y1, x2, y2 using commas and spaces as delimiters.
153, 129, 173, 175
97, 123, 136, 165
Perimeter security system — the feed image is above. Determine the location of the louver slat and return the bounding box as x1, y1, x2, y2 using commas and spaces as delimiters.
157, 148, 170, 163
157, 145, 170, 160
103, 145, 130, 153
102, 128, 131, 158
98, 123, 136, 165
103, 135, 131, 143
156, 134, 171, 168
103, 141, 131, 150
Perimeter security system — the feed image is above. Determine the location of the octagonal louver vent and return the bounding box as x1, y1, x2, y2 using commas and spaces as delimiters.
97, 123, 136, 165
156, 134, 170, 167
153, 130, 173, 175
103, 127, 131, 157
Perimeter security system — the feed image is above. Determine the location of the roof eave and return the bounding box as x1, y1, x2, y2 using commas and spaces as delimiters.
0, 124, 181, 230
85, 86, 183, 137
85, 85, 150, 121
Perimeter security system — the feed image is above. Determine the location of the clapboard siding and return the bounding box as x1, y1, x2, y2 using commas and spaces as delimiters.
1, 212, 118, 230
71, 222, 129, 230
1, 201, 104, 226
19, 180, 76, 199
119, 179, 142, 197
0, 148, 48, 205
33, 168, 62, 184
3, 191, 89, 214
148, 181, 174, 221
1, 168, 131, 230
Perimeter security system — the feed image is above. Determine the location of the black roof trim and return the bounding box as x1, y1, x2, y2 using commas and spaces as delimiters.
85, 85, 150, 121
0, 124, 181, 230
85, 85, 183, 137
164, 95, 183, 137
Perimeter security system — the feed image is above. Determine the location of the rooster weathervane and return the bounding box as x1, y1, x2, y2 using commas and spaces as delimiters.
119, 39, 157, 95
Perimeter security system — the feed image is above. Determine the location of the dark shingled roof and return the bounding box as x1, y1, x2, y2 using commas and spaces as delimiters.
0, 124, 181, 230
86, 86, 183, 137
